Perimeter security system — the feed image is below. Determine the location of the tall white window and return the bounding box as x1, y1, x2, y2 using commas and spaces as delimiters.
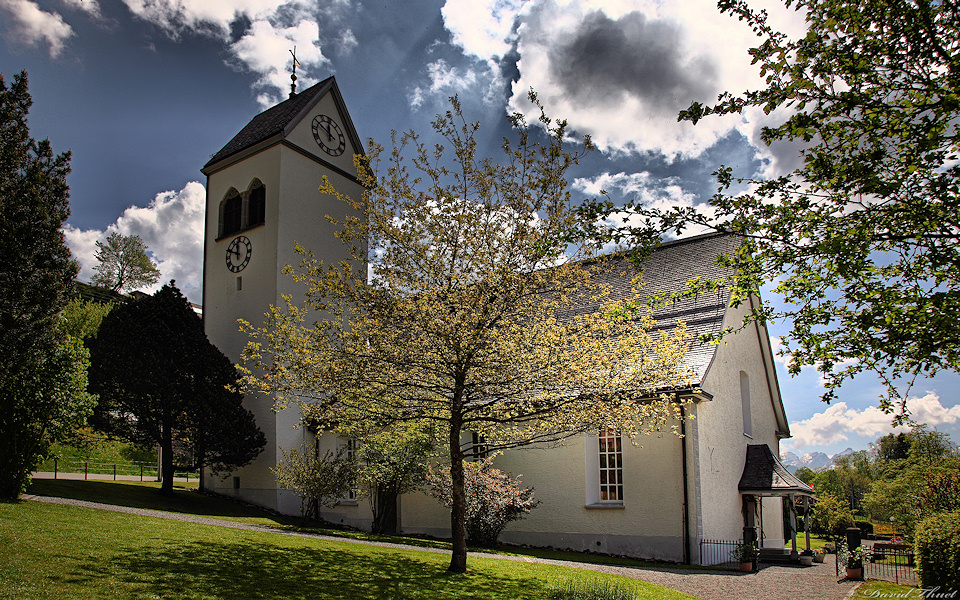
344, 438, 358, 500
598, 429, 623, 502
741, 371, 753, 437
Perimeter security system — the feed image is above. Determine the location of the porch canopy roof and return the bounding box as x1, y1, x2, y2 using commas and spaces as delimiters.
738, 444, 816, 498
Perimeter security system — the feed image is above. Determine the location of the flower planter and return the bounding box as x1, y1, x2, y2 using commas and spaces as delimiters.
739, 562, 753, 573
800, 555, 813, 566
845, 567, 863, 580
813, 553, 825, 563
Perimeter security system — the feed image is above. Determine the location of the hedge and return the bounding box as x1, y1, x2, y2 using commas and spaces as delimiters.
914, 510, 960, 591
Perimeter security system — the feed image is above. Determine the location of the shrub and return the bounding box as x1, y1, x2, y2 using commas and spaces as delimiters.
730, 541, 757, 563
551, 577, 637, 600
272, 447, 357, 521
914, 510, 960, 591
427, 454, 540, 546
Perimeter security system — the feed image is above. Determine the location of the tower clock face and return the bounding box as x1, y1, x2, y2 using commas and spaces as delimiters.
311, 114, 346, 156
225, 235, 252, 272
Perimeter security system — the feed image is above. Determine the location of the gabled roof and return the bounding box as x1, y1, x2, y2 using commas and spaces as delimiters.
569, 233, 740, 383
202, 76, 364, 174
739, 444, 815, 497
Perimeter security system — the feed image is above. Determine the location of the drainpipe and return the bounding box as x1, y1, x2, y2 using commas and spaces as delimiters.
680, 403, 691, 565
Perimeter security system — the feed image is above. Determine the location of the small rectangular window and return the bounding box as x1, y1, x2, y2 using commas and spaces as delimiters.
233, 476, 240, 490
236, 276, 242, 291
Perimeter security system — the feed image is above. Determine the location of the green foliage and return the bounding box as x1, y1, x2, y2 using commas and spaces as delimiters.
914, 510, 960, 590
837, 541, 865, 569
61, 298, 113, 341
348, 423, 437, 534
243, 94, 694, 572
0, 71, 95, 499
426, 454, 540, 547
552, 577, 639, 600
730, 541, 758, 563
577, 0, 960, 414
793, 466, 816, 485
39, 429, 156, 467
272, 447, 358, 521
874, 432, 911, 463
810, 492, 855, 539
91, 232, 161, 293
89, 282, 264, 494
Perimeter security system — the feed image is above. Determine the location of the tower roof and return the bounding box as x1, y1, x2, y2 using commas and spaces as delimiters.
203, 77, 362, 174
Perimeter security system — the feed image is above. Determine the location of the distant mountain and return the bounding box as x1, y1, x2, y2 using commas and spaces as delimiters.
780, 448, 853, 472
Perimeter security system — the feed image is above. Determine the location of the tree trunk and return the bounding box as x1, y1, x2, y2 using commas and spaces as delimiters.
448, 413, 468, 573
160, 410, 174, 495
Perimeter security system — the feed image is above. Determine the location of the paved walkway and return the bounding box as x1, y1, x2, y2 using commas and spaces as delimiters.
25, 494, 862, 600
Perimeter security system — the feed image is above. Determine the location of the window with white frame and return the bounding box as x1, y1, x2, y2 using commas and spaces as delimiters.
598, 429, 623, 502
344, 438, 358, 501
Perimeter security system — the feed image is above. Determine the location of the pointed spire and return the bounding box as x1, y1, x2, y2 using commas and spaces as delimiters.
289, 47, 300, 98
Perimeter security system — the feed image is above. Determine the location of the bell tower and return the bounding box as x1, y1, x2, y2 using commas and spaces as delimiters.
200, 77, 365, 512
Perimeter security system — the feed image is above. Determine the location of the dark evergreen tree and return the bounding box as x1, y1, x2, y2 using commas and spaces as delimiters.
89, 282, 264, 494
0, 71, 95, 500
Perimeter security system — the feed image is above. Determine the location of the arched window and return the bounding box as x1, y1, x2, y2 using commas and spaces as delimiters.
740, 371, 753, 437
247, 181, 266, 227
220, 189, 242, 237
218, 181, 267, 239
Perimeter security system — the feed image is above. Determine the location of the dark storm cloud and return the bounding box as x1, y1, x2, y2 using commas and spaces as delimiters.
550, 10, 718, 115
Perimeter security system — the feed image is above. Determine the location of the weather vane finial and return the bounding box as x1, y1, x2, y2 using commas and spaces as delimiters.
289, 46, 300, 98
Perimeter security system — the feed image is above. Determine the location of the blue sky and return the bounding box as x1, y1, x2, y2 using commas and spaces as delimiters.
2, 0, 957, 458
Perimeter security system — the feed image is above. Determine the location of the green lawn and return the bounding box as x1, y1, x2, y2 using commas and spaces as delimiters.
1, 494, 698, 600
25, 479, 703, 569
854, 581, 918, 598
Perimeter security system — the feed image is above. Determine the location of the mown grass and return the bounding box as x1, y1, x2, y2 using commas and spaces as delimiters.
853, 580, 919, 598
25, 479, 703, 568
1, 497, 698, 600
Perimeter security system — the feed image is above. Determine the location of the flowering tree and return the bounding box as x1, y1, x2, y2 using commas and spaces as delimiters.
427, 455, 540, 547
242, 94, 694, 572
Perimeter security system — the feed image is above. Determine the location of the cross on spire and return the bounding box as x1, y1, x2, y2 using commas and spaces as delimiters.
289, 47, 300, 98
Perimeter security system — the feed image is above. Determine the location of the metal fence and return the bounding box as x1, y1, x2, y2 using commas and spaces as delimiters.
865, 546, 918, 586
46, 458, 199, 482
699, 539, 740, 569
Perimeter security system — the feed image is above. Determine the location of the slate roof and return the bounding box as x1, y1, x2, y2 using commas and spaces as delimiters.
738, 444, 815, 496
204, 77, 335, 169
75, 281, 127, 304
563, 233, 740, 384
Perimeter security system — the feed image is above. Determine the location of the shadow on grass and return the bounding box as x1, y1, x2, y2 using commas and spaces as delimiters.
72, 539, 547, 600
27, 479, 294, 524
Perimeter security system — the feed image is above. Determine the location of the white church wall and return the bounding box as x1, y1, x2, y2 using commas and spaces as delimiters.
696, 298, 785, 547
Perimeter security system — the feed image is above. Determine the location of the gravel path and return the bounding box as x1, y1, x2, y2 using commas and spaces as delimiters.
25, 494, 863, 600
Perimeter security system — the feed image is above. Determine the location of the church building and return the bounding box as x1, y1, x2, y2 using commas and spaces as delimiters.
200, 77, 812, 564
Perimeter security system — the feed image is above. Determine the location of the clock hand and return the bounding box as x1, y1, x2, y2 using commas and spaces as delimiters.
323, 122, 334, 141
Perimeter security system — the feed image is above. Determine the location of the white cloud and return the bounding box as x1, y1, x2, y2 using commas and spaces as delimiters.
117, 0, 336, 107
0, 0, 74, 57
231, 18, 326, 107
409, 59, 478, 109
440, 0, 808, 168
64, 181, 206, 302
572, 171, 717, 239
786, 393, 960, 450
61, 0, 101, 18
440, 0, 526, 60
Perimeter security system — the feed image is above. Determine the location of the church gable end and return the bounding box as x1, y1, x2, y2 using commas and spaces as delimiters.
202, 76, 365, 181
